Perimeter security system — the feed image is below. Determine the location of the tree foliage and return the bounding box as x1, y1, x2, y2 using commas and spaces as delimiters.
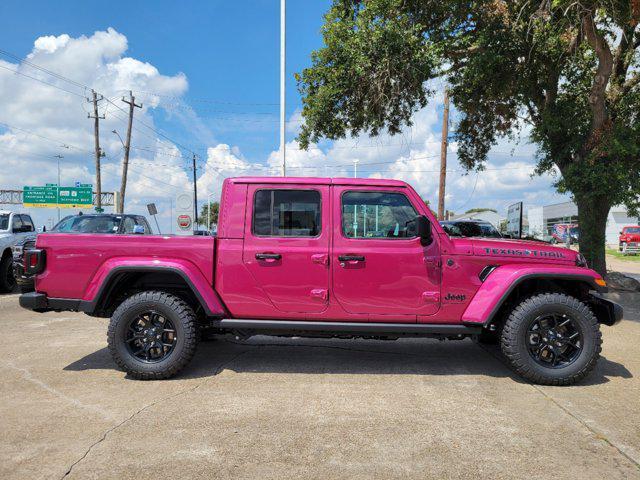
465, 208, 498, 214
198, 202, 219, 229
296, 0, 640, 274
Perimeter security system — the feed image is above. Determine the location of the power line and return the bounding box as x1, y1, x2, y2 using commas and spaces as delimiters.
0, 48, 89, 89
0, 63, 86, 98
0, 121, 93, 153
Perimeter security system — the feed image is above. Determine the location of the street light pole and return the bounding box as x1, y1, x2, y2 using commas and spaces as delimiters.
353, 159, 359, 178
280, 0, 286, 176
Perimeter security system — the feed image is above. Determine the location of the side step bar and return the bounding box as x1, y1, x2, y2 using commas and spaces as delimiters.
210, 319, 481, 336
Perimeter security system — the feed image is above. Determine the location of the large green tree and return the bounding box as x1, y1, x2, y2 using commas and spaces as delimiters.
296, 0, 640, 275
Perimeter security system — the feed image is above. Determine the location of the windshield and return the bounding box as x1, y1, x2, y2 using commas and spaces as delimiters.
0, 214, 9, 230
625, 227, 640, 233
52, 215, 121, 234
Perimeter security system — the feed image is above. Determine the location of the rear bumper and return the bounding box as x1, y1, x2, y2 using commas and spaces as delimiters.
19, 292, 80, 312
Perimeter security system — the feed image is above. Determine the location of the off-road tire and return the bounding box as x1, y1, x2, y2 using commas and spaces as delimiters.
108, 291, 198, 380
501, 293, 601, 386
0, 253, 16, 293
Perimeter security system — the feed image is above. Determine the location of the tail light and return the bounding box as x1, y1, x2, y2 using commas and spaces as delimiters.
24, 249, 46, 275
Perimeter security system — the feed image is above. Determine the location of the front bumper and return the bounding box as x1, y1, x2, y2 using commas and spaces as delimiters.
19, 292, 80, 313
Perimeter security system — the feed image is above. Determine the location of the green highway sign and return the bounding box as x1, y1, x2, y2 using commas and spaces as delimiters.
23, 185, 93, 208
23, 185, 58, 208
57, 186, 93, 207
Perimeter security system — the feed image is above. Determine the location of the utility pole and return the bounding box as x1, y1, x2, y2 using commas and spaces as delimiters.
192, 154, 198, 229
88, 90, 105, 212
437, 90, 450, 221
119, 91, 142, 213
280, 0, 286, 176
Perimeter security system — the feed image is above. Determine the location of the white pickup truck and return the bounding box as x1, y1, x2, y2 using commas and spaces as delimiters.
0, 211, 36, 292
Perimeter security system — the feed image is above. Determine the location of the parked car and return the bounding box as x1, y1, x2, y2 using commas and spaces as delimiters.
14, 213, 153, 293
440, 220, 503, 238
550, 224, 579, 245
619, 226, 640, 255
20, 177, 621, 385
0, 211, 36, 292
51, 213, 153, 234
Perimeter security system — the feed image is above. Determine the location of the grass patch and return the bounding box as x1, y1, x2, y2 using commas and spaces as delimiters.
606, 248, 640, 262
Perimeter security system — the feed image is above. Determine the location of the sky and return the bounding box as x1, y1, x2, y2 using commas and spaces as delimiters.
0, 0, 570, 232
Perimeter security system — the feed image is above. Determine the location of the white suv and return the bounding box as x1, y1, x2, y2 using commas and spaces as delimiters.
0, 211, 36, 292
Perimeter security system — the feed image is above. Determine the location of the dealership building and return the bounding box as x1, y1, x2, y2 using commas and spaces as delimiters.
527, 201, 639, 247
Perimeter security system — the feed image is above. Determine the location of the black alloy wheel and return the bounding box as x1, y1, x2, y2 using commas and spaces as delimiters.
526, 313, 582, 368
125, 310, 177, 363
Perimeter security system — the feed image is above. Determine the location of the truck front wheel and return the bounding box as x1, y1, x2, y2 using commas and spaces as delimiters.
107, 291, 198, 380
500, 293, 602, 385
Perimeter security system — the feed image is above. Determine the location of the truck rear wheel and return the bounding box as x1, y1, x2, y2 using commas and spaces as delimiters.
0, 253, 16, 293
500, 293, 601, 385
107, 291, 198, 380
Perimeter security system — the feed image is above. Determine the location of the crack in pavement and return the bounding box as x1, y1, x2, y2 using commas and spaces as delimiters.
3, 361, 115, 421
475, 343, 640, 471
60, 348, 254, 479
530, 384, 640, 470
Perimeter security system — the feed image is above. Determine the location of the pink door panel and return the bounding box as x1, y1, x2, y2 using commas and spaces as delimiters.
331, 186, 441, 318
242, 185, 330, 314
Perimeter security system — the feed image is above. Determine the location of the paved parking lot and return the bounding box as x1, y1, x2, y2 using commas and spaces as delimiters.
1, 292, 639, 480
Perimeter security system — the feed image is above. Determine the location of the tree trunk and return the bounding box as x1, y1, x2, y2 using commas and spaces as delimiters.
575, 194, 611, 276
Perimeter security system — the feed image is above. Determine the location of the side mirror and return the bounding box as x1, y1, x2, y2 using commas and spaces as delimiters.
133, 225, 145, 234
407, 215, 432, 244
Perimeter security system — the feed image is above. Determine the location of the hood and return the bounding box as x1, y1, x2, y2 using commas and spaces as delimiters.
621, 232, 640, 241
470, 237, 577, 264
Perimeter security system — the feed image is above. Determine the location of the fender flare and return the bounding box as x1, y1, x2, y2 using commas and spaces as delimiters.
461, 265, 606, 327
79, 264, 226, 317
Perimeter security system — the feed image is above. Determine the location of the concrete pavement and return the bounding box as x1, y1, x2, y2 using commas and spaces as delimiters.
0, 292, 639, 479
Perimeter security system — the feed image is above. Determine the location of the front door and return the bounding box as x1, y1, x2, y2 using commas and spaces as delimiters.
243, 184, 330, 314
331, 186, 441, 318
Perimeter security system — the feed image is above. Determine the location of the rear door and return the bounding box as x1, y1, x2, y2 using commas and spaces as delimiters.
242, 184, 330, 313
331, 186, 441, 318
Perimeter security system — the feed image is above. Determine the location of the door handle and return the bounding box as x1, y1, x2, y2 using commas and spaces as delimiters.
255, 253, 282, 260
338, 255, 365, 262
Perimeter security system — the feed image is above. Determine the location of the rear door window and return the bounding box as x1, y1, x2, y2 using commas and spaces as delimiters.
253, 189, 321, 237
20, 215, 35, 232
11, 215, 23, 232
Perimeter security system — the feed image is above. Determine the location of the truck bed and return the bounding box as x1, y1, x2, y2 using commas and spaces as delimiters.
34, 233, 216, 300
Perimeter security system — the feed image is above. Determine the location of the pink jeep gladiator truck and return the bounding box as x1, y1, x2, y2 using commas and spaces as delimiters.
19, 177, 622, 385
